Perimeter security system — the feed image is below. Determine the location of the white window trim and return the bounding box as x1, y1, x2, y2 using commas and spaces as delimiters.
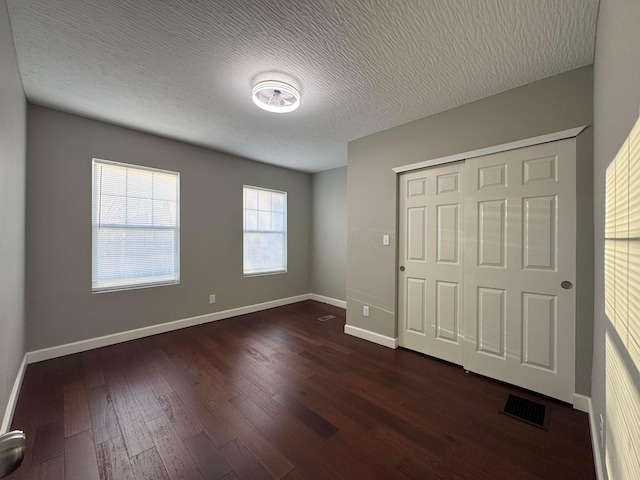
243, 185, 287, 276
92, 158, 180, 293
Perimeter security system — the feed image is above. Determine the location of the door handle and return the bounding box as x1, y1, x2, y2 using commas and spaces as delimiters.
400, 266, 405, 272
561, 281, 573, 290
0, 431, 26, 478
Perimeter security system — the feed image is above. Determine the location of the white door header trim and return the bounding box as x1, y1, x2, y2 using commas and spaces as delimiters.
391, 126, 586, 174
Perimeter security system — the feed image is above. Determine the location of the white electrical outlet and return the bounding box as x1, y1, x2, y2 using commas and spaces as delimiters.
599, 414, 605, 448
363, 305, 369, 317
209, 294, 216, 304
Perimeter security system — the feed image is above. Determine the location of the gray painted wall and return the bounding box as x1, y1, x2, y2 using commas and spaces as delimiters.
26, 106, 311, 351
347, 66, 594, 395
0, 0, 26, 429
593, 0, 640, 475
310, 167, 347, 301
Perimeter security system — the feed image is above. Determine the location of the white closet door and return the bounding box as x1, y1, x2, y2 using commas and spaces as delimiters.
462, 139, 576, 403
398, 163, 464, 365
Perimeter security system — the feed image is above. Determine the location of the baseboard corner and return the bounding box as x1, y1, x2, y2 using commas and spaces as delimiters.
309, 294, 347, 309
584, 396, 606, 480
344, 324, 398, 349
1, 353, 28, 434
572, 393, 590, 413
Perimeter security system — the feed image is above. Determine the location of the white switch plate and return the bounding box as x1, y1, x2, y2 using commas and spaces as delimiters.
383, 234, 390, 246
209, 294, 216, 304
363, 305, 369, 317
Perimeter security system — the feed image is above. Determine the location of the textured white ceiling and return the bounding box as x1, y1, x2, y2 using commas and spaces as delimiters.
6, 0, 598, 172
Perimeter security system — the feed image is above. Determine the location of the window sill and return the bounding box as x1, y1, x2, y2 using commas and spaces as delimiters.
243, 269, 287, 278
92, 280, 180, 294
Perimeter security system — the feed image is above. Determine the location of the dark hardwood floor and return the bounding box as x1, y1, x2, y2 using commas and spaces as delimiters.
8, 301, 595, 479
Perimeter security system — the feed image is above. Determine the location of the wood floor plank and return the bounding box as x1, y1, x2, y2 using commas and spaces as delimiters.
219, 473, 241, 480
31, 366, 65, 428
179, 347, 229, 387
29, 455, 64, 480
232, 394, 403, 480
95, 436, 135, 480
182, 470, 207, 480
130, 448, 170, 480
135, 390, 165, 422
64, 430, 100, 480
157, 391, 203, 440
183, 432, 232, 480
107, 380, 154, 457
146, 415, 197, 479
150, 349, 236, 448
86, 385, 121, 445
269, 352, 316, 379
272, 392, 337, 439
103, 370, 129, 393
206, 398, 294, 479
194, 333, 220, 352
141, 363, 173, 397
31, 420, 64, 466
122, 364, 152, 397
63, 355, 85, 386
63, 380, 91, 438
231, 377, 282, 417
81, 350, 106, 389
219, 438, 273, 480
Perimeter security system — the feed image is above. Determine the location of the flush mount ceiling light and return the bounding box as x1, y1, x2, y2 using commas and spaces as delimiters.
252, 80, 300, 113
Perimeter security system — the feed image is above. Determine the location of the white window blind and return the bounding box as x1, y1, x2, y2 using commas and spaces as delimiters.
243, 186, 287, 275
604, 116, 640, 479
92, 159, 180, 292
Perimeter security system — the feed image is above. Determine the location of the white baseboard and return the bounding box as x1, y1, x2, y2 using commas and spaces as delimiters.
27, 294, 310, 364
1, 353, 27, 434
582, 396, 605, 480
308, 294, 346, 309
344, 324, 398, 349
573, 393, 590, 413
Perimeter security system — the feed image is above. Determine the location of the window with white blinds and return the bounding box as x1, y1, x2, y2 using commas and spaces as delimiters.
604, 115, 640, 479
92, 159, 180, 292
243, 186, 287, 275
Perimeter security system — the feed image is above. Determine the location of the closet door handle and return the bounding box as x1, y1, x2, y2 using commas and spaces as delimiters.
399, 266, 405, 272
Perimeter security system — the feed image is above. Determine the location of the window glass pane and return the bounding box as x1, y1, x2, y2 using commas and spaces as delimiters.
153, 200, 177, 226
243, 232, 284, 274
94, 228, 177, 282
99, 194, 126, 225
272, 192, 284, 213
127, 197, 152, 225
272, 212, 284, 231
258, 211, 272, 231
100, 164, 127, 195
153, 173, 177, 201
246, 188, 258, 210
127, 169, 152, 198
245, 209, 258, 230
258, 189, 271, 211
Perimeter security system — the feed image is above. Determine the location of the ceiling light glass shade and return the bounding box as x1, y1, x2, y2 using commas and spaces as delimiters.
252, 80, 300, 113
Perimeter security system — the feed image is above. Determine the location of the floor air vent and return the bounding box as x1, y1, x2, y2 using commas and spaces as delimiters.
317, 315, 335, 322
501, 394, 550, 430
